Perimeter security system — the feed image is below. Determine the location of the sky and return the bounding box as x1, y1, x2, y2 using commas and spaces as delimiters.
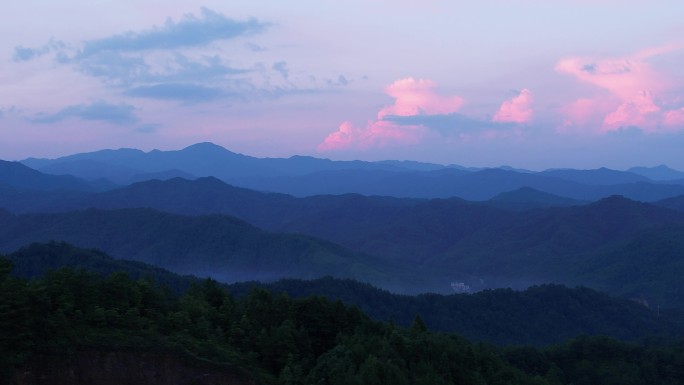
2, 0, 684, 170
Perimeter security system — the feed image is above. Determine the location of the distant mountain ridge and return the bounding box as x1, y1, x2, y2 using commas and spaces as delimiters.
22, 142, 424, 181
233, 167, 684, 201
487, 187, 585, 210
628, 165, 684, 181
539, 167, 650, 185
0, 160, 112, 192
19, 142, 684, 202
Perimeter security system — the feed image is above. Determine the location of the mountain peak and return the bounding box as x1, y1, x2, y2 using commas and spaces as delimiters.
628, 165, 684, 181
182, 142, 232, 153
488, 186, 583, 209
588, 195, 657, 214
594, 194, 634, 205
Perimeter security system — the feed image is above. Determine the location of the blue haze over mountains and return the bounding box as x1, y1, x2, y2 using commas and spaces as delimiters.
4, 142, 684, 307
19, 142, 684, 201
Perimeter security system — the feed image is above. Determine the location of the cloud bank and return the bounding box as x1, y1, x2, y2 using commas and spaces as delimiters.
556, 44, 684, 134
11, 8, 314, 106
493, 89, 533, 123
318, 77, 464, 151
30, 101, 137, 125
125, 83, 231, 102
318, 78, 532, 151
78, 8, 266, 57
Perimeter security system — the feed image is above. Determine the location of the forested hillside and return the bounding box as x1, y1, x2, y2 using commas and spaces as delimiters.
0, 209, 398, 287
6, 242, 680, 346
8, 242, 198, 293
2, 187, 684, 305
2, 256, 684, 385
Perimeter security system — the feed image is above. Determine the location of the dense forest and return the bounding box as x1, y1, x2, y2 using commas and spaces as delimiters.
3, 254, 684, 384
8, 242, 681, 346
229, 277, 683, 346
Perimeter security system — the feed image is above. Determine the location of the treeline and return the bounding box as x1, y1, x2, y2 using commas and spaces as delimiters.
2, 257, 684, 384
229, 277, 677, 346
9, 242, 678, 346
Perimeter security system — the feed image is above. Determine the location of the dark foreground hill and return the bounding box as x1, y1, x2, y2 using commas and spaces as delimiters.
4, 244, 684, 385
4, 242, 678, 346
230, 277, 677, 346
7, 241, 198, 293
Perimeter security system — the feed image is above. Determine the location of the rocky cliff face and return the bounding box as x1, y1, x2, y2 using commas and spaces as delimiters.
12, 350, 257, 385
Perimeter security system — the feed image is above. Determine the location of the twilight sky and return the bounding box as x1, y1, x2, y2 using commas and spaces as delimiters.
2, 0, 684, 169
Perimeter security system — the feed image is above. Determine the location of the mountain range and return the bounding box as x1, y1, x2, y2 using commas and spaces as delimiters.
1, 178, 684, 306
3, 143, 684, 308
18, 142, 684, 201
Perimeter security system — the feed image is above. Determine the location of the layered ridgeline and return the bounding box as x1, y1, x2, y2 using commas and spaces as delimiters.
6, 144, 684, 383
0, 159, 112, 192
1, 176, 684, 306
19, 142, 684, 201
0, 208, 397, 287
5, 144, 684, 305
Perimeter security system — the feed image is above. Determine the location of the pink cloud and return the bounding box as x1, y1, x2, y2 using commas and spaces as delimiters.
316, 120, 423, 151
318, 77, 462, 151
601, 91, 661, 133
378, 77, 463, 118
316, 121, 357, 151
556, 44, 684, 134
663, 108, 684, 129
556, 97, 614, 134
492, 89, 533, 123
562, 98, 605, 125
555, 56, 665, 99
